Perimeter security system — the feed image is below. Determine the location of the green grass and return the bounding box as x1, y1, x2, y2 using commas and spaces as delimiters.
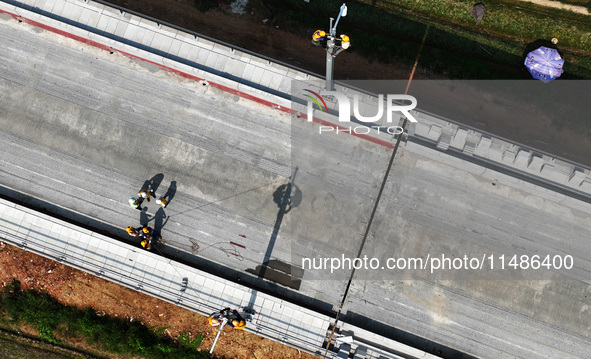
372, 0, 591, 50
366, 0, 591, 77
256, 0, 591, 79
0, 280, 209, 359
0, 332, 86, 359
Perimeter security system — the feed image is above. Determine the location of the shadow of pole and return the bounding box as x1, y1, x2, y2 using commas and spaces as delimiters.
242, 168, 302, 323
258, 167, 301, 280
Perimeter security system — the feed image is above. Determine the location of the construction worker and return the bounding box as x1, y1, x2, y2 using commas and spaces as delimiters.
128, 197, 142, 210
208, 308, 231, 326
155, 197, 168, 208
230, 319, 246, 330
138, 188, 155, 202
208, 317, 221, 326
142, 226, 161, 241
227, 310, 246, 330
341, 35, 350, 49
125, 226, 142, 237
331, 34, 350, 57
140, 238, 152, 251
311, 29, 327, 47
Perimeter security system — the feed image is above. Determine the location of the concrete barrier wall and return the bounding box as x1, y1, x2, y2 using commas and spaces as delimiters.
0, 197, 333, 356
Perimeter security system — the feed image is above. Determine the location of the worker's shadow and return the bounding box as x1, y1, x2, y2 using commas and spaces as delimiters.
162, 180, 177, 206
138, 173, 165, 197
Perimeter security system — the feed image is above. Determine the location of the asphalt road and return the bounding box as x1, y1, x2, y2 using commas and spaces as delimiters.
1, 16, 590, 359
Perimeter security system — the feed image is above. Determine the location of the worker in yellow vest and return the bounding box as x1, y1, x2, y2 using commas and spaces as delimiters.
141, 226, 161, 242
140, 238, 152, 251
311, 29, 327, 47
331, 34, 350, 57
126, 226, 142, 237
208, 308, 230, 326
228, 310, 247, 330
207, 308, 246, 329
155, 197, 168, 208
138, 188, 155, 202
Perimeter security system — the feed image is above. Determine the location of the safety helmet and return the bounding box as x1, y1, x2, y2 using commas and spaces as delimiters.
126, 226, 133, 233
232, 320, 246, 329
143, 227, 150, 234
141, 240, 147, 247
129, 197, 137, 204
341, 35, 350, 42
317, 30, 326, 36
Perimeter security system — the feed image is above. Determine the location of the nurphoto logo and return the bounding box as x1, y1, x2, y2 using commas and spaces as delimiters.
304, 89, 418, 135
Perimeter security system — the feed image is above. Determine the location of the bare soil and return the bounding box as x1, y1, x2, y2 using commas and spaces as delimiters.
0, 241, 316, 359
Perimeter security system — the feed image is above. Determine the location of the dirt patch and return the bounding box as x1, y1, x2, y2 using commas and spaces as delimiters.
0, 241, 315, 359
